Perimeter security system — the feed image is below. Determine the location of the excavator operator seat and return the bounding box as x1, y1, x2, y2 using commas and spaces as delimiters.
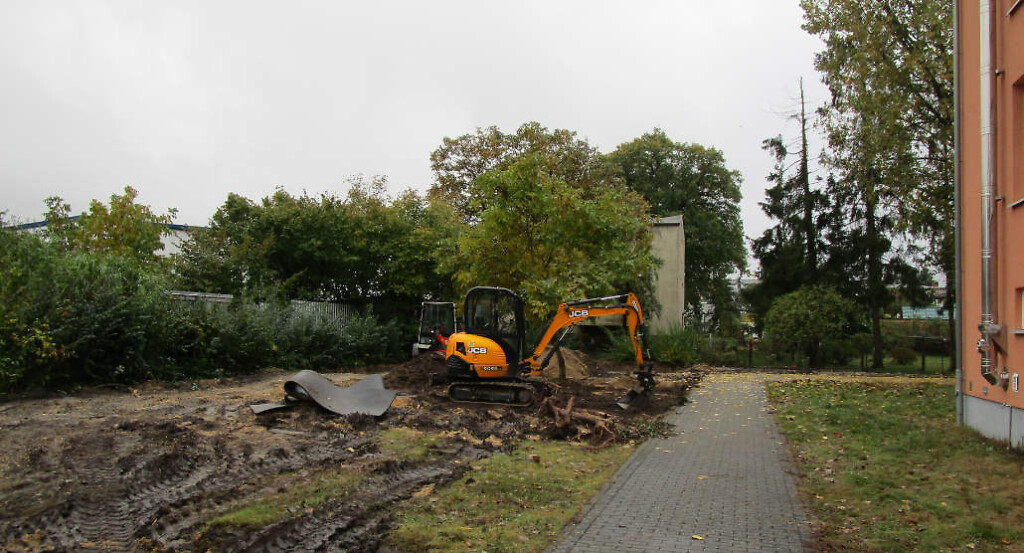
463, 287, 526, 365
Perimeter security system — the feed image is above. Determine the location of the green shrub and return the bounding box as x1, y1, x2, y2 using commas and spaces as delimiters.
1, 226, 174, 390
164, 303, 408, 377
332, 310, 405, 365
820, 338, 857, 366
0, 224, 409, 392
763, 285, 859, 369
47, 253, 173, 386
605, 324, 701, 366
0, 229, 62, 389
888, 345, 919, 365
602, 324, 756, 367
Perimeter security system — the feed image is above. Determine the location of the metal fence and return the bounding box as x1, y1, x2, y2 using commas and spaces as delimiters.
168, 291, 356, 327
288, 299, 357, 326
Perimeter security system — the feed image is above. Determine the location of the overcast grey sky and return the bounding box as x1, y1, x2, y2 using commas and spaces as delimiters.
0, 1, 828, 243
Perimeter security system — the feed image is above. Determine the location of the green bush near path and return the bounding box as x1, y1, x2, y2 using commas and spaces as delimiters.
768, 378, 1024, 552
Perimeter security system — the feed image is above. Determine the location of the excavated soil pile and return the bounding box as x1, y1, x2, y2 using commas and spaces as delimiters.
0, 353, 701, 552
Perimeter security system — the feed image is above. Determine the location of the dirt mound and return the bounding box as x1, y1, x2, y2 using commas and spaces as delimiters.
381, 353, 445, 391
0, 357, 701, 552
539, 347, 590, 378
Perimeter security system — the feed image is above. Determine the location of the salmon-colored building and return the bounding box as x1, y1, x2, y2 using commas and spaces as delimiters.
957, 0, 1024, 443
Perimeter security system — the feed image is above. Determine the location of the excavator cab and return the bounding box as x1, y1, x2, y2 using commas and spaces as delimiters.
445, 287, 538, 404
411, 301, 457, 357
463, 287, 526, 365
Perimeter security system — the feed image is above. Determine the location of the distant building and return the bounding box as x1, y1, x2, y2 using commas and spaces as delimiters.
956, 0, 1024, 445
157, 224, 192, 256
649, 215, 685, 331
900, 306, 953, 321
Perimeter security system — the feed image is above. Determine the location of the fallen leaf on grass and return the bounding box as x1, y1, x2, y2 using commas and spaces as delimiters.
412, 483, 435, 498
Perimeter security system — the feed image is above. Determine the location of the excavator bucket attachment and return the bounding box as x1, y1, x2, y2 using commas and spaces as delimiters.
616, 366, 656, 409
615, 388, 643, 410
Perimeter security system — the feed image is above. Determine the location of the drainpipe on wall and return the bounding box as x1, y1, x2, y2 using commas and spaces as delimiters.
977, 0, 1003, 386
954, 0, 964, 422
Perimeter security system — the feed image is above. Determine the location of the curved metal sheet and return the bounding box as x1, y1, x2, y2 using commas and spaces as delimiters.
251, 371, 396, 416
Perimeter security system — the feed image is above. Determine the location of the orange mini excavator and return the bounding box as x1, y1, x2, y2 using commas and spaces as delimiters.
444, 287, 655, 406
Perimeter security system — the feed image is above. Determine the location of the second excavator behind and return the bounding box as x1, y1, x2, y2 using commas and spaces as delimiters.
444, 286, 655, 407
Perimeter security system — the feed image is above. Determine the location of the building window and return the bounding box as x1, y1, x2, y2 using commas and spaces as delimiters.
1017, 287, 1024, 331
1015, 80, 1024, 203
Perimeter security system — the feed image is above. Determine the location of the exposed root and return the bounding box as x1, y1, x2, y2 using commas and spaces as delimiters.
538, 396, 616, 446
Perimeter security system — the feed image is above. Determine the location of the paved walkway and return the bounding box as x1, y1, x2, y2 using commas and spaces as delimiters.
549, 372, 813, 553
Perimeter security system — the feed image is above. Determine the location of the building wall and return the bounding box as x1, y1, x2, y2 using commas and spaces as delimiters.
958, 0, 1024, 441
650, 215, 685, 332
160, 226, 192, 257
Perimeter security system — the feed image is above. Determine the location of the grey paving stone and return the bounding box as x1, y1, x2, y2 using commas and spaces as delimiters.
548, 372, 813, 553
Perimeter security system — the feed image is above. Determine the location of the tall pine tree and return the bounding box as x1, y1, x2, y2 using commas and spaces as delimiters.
746, 81, 828, 327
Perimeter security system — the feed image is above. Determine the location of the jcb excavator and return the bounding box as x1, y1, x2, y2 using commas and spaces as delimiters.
444, 287, 655, 406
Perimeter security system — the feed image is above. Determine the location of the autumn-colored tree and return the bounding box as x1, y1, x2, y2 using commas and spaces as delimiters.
44, 186, 177, 265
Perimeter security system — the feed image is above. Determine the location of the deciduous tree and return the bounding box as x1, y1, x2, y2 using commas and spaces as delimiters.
607, 129, 745, 323
173, 179, 455, 310
430, 122, 619, 224
443, 153, 655, 321
801, 0, 954, 362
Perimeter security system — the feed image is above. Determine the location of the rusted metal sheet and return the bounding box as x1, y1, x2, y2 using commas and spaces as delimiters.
251, 371, 396, 416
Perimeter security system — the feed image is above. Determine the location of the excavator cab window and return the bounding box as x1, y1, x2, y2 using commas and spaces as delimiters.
463, 287, 526, 363
417, 302, 456, 344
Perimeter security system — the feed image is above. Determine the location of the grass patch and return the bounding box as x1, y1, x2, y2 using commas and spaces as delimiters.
379, 427, 449, 463
208, 467, 365, 528
768, 378, 1024, 552
385, 441, 633, 552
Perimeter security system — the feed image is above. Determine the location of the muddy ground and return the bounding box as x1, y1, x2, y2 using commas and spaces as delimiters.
0, 353, 701, 552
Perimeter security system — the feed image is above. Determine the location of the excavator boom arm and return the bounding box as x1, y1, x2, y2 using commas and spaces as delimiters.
523, 293, 649, 377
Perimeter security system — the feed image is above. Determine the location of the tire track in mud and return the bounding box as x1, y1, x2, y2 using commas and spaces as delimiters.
1, 366, 700, 552
148, 434, 379, 550
1, 413, 380, 552
226, 463, 464, 553
27, 431, 138, 550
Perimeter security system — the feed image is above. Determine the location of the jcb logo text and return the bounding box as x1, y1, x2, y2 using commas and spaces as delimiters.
569, 309, 589, 318
468, 347, 488, 355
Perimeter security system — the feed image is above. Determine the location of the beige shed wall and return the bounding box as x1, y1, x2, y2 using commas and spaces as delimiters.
650, 215, 685, 332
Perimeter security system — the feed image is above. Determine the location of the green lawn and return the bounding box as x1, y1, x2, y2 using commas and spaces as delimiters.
385, 441, 633, 553
768, 377, 1024, 552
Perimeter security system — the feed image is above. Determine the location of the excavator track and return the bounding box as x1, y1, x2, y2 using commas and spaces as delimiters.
447, 381, 546, 406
